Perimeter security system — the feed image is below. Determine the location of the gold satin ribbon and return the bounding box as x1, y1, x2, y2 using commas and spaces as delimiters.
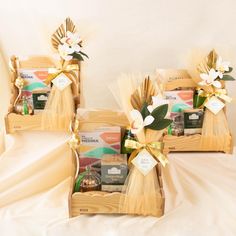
125, 139, 168, 167
214, 89, 232, 103
198, 88, 232, 108
68, 120, 80, 151
46, 63, 79, 86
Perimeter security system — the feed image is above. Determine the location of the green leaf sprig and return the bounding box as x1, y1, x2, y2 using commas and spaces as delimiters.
141, 103, 172, 131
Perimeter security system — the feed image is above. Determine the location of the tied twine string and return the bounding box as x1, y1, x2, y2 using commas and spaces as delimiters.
198, 88, 232, 109
68, 117, 80, 180
125, 139, 168, 167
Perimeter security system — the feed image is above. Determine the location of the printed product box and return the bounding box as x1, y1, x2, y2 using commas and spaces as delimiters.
101, 154, 128, 192
164, 90, 194, 136
32, 91, 50, 113
164, 90, 193, 108
184, 109, 204, 135
79, 127, 121, 172
20, 69, 50, 103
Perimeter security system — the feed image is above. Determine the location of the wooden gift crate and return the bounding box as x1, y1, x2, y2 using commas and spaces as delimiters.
69, 159, 165, 217
162, 77, 233, 154
68, 111, 165, 217
5, 112, 79, 133
163, 134, 233, 154
5, 113, 43, 133
5, 55, 80, 133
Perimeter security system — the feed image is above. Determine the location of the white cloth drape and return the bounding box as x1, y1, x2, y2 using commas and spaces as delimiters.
1, 1, 236, 235
0, 131, 235, 236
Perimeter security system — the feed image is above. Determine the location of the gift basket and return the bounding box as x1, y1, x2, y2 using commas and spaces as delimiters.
3, 17, 234, 217
5, 18, 87, 133
159, 50, 234, 154
69, 76, 170, 217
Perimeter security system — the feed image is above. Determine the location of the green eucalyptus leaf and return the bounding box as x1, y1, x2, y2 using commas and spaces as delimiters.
224, 67, 233, 73
140, 102, 150, 119
147, 119, 172, 130
151, 104, 168, 121
221, 74, 235, 81
72, 52, 84, 61
79, 51, 89, 59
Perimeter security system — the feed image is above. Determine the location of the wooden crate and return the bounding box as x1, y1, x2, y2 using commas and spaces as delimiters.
5, 55, 80, 133
70, 191, 164, 217
162, 77, 233, 154
5, 113, 69, 133
163, 134, 233, 154
69, 164, 165, 217
68, 112, 165, 217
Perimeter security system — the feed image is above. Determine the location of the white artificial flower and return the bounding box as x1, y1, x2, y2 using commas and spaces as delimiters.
58, 44, 74, 61
216, 56, 230, 78
147, 95, 169, 113
61, 31, 82, 53
130, 109, 154, 134
199, 68, 221, 88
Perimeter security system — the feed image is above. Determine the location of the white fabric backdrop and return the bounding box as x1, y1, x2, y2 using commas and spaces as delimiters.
0, 0, 235, 142
1, 1, 236, 235
0, 131, 236, 236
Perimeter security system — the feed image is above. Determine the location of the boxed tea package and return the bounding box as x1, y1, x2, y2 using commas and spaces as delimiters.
101, 154, 128, 192
164, 90, 193, 108
79, 126, 121, 172
32, 90, 50, 113
164, 90, 194, 136
184, 109, 204, 135
20, 68, 50, 102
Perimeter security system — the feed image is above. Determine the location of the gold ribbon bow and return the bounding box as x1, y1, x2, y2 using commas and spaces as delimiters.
125, 139, 168, 167
214, 89, 232, 103
46, 62, 79, 86
68, 118, 80, 151
198, 88, 232, 108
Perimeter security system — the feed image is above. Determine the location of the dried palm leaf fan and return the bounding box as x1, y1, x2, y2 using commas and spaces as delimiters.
42, 18, 88, 130
192, 50, 233, 150
130, 76, 156, 110
51, 18, 76, 51
111, 75, 170, 216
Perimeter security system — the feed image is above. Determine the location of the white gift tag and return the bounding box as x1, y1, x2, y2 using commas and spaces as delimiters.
205, 96, 225, 114
131, 149, 157, 176
52, 73, 72, 91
